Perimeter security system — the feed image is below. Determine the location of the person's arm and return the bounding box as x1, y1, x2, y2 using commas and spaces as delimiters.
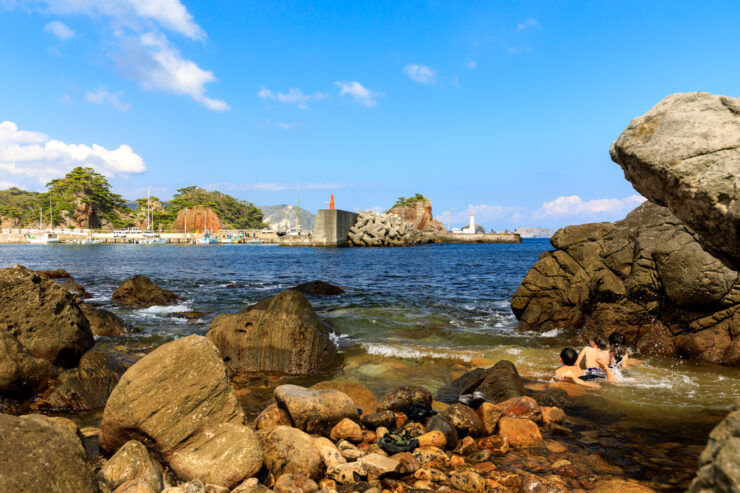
574, 347, 589, 369
567, 375, 601, 389
598, 355, 618, 382
624, 354, 642, 367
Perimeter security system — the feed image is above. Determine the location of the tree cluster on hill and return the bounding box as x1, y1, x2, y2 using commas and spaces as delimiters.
388, 193, 429, 211
163, 186, 266, 229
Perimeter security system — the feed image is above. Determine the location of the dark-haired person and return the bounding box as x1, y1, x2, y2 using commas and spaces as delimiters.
575, 335, 617, 381
608, 331, 642, 368
554, 348, 601, 389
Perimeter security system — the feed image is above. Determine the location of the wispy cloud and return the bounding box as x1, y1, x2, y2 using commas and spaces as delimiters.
335, 81, 379, 107
85, 87, 131, 112
113, 32, 228, 111
516, 18, 540, 31
259, 120, 302, 131
534, 194, 646, 218
44, 20, 74, 40
465, 60, 476, 69
0, 120, 146, 190
258, 87, 327, 109
438, 204, 520, 228
404, 64, 436, 84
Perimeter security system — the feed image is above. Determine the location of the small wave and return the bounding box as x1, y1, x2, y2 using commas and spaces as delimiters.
540, 328, 560, 337
361, 342, 473, 362
137, 303, 192, 315
329, 331, 351, 347
505, 347, 522, 355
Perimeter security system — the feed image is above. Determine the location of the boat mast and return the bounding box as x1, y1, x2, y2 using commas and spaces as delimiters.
40, 206, 43, 230
147, 185, 151, 231
49, 195, 53, 230
297, 181, 301, 232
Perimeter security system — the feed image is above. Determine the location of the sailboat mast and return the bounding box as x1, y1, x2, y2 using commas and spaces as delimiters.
40, 207, 43, 230
297, 181, 301, 231
147, 186, 151, 231
49, 195, 52, 230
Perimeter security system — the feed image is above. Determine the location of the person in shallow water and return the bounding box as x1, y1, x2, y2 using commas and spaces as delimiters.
554, 347, 602, 388
575, 334, 617, 382
608, 331, 642, 368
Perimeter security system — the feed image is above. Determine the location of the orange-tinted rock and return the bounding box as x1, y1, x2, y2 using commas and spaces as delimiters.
390, 452, 419, 474
414, 467, 448, 482
416, 431, 446, 449
476, 402, 503, 436
473, 462, 496, 475
330, 418, 363, 443
495, 417, 542, 448
377, 385, 433, 412
255, 404, 292, 430
591, 479, 656, 493
388, 198, 446, 233
312, 380, 378, 415
173, 206, 221, 233
545, 440, 567, 453
497, 396, 541, 421
453, 436, 478, 456
449, 470, 488, 493
413, 447, 449, 469
477, 435, 509, 456
273, 473, 318, 493
541, 406, 566, 424
440, 403, 483, 437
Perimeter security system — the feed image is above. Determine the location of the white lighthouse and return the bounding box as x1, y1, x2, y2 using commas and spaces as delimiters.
462, 208, 476, 234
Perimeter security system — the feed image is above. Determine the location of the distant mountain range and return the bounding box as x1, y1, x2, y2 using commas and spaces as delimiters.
258, 204, 316, 232
514, 227, 555, 238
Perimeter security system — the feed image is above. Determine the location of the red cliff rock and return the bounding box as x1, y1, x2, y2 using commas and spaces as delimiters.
172, 207, 221, 232
389, 199, 446, 233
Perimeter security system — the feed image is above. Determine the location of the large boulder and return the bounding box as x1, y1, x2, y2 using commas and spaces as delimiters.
207, 290, 340, 375
436, 361, 524, 405
0, 413, 101, 492
0, 265, 94, 367
511, 202, 740, 364
112, 275, 180, 307
81, 305, 131, 336
0, 331, 56, 395
388, 197, 446, 233
689, 401, 740, 493
274, 384, 359, 435
610, 92, 740, 271
101, 440, 164, 492
99, 335, 262, 488
294, 280, 345, 296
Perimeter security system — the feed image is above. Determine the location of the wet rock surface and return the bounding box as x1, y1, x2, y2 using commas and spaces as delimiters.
82, 305, 131, 336
511, 201, 740, 364
111, 275, 180, 307
0, 265, 94, 367
207, 290, 340, 375
294, 280, 346, 295
689, 400, 740, 493
274, 384, 359, 435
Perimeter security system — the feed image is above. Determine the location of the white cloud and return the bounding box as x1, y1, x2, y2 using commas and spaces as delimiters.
334, 81, 378, 107
404, 64, 436, 84
516, 18, 540, 31
0, 180, 20, 189
258, 87, 327, 109
438, 204, 520, 228
0, 120, 146, 189
40, 0, 204, 39
114, 33, 228, 111
534, 194, 646, 218
465, 60, 476, 69
44, 20, 74, 39
85, 87, 131, 111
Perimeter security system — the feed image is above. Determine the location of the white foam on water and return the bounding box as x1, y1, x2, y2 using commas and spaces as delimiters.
329, 331, 351, 347
136, 303, 192, 316
505, 347, 522, 355
361, 342, 473, 362
540, 328, 561, 337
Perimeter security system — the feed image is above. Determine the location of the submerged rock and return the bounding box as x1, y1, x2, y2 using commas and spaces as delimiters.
0, 265, 93, 367
610, 92, 740, 271
274, 384, 359, 435
294, 281, 346, 296
81, 305, 131, 336
207, 290, 340, 375
0, 413, 101, 492
99, 335, 262, 488
511, 202, 740, 364
112, 275, 180, 307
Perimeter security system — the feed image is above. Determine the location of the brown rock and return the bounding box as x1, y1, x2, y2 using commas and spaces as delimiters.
38, 268, 72, 279
33, 366, 119, 411
0, 331, 56, 395
414, 467, 448, 482
592, 479, 656, 493
0, 413, 101, 492
327, 462, 367, 484
273, 473, 318, 493
454, 436, 479, 456
207, 291, 340, 375
0, 265, 94, 367
258, 425, 323, 481
294, 281, 346, 296
425, 415, 458, 450
476, 402, 502, 436
541, 406, 566, 424
337, 440, 365, 461
99, 335, 261, 488
477, 436, 509, 456
255, 404, 293, 430
390, 452, 419, 474
440, 403, 483, 437
495, 417, 542, 448
112, 275, 180, 307
113, 480, 158, 493
320, 446, 346, 468
173, 206, 221, 233
59, 278, 92, 302
275, 384, 359, 435
362, 410, 397, 430
377, 385, 432, 412
101, 440, 163, 492
416, 431, 446, 449
330, 418, 363, 443
475, 361, 526, 404
312, 380, 378, 414
81, 305, 130, 336
358, 453, 401, 476
412, 447, 449, 469
388, 197, 446, 233
449, 471, 488, 493
497, 396, 541, 421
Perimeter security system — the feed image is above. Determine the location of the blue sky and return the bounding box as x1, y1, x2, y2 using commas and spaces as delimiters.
1, 1, 738, 229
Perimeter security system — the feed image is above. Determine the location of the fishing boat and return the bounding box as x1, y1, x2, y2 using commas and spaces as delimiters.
140, 237, 169, 245
70, 238, 102, 245
219, 235, 235, 244
26, 231, 60, 244
197, 233, 219, 245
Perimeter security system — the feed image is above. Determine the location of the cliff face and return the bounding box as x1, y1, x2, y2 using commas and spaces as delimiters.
388, 199, 446, 232
511, 202, 740, 365
172, 207, 221, 232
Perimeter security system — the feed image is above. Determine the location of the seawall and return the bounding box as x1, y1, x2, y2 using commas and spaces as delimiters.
430, 232, 521, 244
279, 209, 358, 247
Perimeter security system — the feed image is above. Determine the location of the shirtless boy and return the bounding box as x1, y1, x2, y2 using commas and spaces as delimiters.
575, 335, 617, 382
554, 347, 601, 389
608, 331, 642, 368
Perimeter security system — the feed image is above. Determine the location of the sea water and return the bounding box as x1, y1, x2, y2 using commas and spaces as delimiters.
2, 240, 739, 450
